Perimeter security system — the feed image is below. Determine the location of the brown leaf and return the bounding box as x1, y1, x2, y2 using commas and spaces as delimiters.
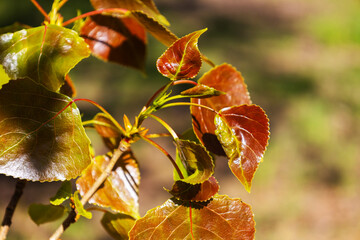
76, 150, 140, 217
129, 195, 255, 240
59, 75, 76, 98
191, 63, 251, 155
80, 15, 147, 70
156, 29, 206, 80
93, 113, 122, 150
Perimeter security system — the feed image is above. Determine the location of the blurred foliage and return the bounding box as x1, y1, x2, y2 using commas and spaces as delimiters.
1, 0, 360, 240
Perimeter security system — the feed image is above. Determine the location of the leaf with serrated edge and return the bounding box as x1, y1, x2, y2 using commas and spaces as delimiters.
0, 78, 91, 182
129, 195, 255, 240
157, 29, 206, 80
191, 63, 251, 155
175, 139, 214, 184
76, 150, 140, 218
101, 212, 137, 240
215, 105, 269, 192
28, 204, 66, 225
0, 25, 90, 91
80, 15, 147, 71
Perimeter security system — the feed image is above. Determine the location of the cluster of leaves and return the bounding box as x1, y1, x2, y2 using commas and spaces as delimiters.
0, 0, 269, 239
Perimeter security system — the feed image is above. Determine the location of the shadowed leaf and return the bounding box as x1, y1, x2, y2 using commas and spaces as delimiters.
129, 195, 255, 240
59, 75, 77, 98
215, 105, 270, 192
181, 84, 224, 98
101, 212, 137, 240
0, 65, 10, 89
76, 150, 140, 217
0, 25, 90, 91
80, 15, 147, 71
50, 181, 72, 205
191, 63, 251, 155
157, 29, 206, 80
0, 22, 29, 35
28, 204, 66, 225
93, 113, 122, 150
0, 78, 91, 181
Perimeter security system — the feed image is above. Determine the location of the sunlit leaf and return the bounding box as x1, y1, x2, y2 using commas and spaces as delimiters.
191, 63, 251, 155
90, 0, 170, 26
169, 176, 219, 202
129, 195, 255, 240
76, 150, 140, 218
73, 191, 92, 219
0, 65, 10, 89
0, 78, 91, 181
80, 15, 147, 71
215, 105, 270, 192
0, 25, 90, 91
156, 29, 206, 80
50, 181, 72, 205
181, 84, 225, 98
93, 113, 122, 150
28, 203, 66, 225
174, 139, 214, 184
101, 212, 137, 240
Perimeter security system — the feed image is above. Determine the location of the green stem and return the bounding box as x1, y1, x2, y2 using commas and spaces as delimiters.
147, 114, 178, 140
160, 102, 218, 114
82, 120, 121, 134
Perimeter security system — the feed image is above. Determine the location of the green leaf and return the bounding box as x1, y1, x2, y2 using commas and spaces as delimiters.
181, 84, 225, 98
101, 212, 137, 240
0, 78, 91, 182
191, 63, 251, 155
76, 150, 140, 218
215, 105, 270, 192
73, 191, 92, 219
129, 195, 255, 240
50, 181, 72, 205
28, 203, 66, 225
0, 65, 10, 89
80, 15, 147, 71
157, 29, 206, 80
174, 139, 214, 184
0, 25, 90, 91
0, 22, 29, 35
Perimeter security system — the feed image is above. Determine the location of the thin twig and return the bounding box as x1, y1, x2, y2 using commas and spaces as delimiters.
49, 141, 130, 240
0, 179, 27, 240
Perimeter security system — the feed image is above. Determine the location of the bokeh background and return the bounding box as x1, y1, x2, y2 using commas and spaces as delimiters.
1, 0, 360, 239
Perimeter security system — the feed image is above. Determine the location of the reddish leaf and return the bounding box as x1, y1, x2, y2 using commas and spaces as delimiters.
129, 195, 255, 240
169, 176, 219, 202
156, 29, 206, 80
76, 150, 140, 217
215, 105, 269, 192
181, 83, 224, 98
80, 15, 147, 70
93, 113, 122, 150
191, 64, 251, 155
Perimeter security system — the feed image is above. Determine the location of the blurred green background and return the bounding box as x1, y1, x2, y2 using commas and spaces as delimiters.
1, 0, 360, 239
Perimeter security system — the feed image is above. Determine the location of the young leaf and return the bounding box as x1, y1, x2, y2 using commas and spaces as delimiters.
215, 105, 270, 192
80, 15, 147, 71
76, 150, 140, 218
101, 212, 137, 240
28, 204, 66, 225
90, 0, 170, 26
168, 176, 219, 202
129, 195, 255, 240
156, 29, 206, 80
73, 191, 92, 219
93, 113, 122, 150
181, 84, 225, 98
50, 181, 72, 205
191, 63, 251, 155
0, 25, 90, 91
0, 78, 91, 182
175, 139, 214, 184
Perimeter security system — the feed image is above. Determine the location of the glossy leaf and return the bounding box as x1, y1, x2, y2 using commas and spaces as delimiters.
181, 84, 225, 98
50, 181, 72, 205
0, 78, 91, 181
174, 139, 214, 184
93, 113, 122, 150
80, 15, 147, 70
169, 176, 219, 202
28, 204, 66, 225
90, 0, 170, 26
215, 105, 270, 192
0, 25, 90, 91
73, 191, 92, 219
129, 195, 255, 240
156, 29, 206, 80
130, 11, 177, 47
101, 212, 137, 240
191, 63, 251, 155
76, 150, 140, 218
